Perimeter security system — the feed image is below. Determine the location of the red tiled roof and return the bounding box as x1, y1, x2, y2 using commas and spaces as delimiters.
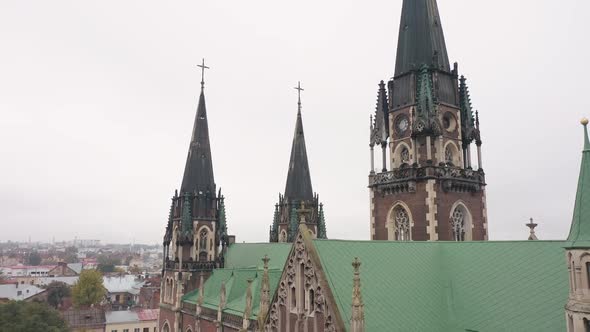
5, 265, 56, 269
137, 309, 159, 321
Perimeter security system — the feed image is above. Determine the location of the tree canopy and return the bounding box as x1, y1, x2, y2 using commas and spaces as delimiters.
71, 270, 105, 307
97, 254, 120, 273
28, 251, 42, 266
46, 281, 71, 308
0, 301, 68, 332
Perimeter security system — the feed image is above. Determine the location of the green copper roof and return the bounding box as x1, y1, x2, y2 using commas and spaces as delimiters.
313, 239, 568, 332
224, 243, 291, 269
184, 243, 291, 320
567, 122, 590, 248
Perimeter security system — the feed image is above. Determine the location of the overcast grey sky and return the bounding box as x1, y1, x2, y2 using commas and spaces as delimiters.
1, 0, 589, 244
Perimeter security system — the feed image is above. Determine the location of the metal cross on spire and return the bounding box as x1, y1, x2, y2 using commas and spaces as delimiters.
294, 81, 304, 112
197, 58, 210, 91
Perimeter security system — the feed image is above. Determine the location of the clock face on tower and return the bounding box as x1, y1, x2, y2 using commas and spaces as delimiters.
396, 116, 409, 134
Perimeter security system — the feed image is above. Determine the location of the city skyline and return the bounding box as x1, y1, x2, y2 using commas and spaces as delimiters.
1, 0, 589, 244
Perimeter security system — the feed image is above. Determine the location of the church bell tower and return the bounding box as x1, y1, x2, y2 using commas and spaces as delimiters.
369, 0, 487, 241
159, 60, 229, 332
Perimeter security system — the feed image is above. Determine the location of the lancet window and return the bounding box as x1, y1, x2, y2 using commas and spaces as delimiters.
451, 207, 465, 241
400, 147, 410, 164
445, 146, 453, 164
199, 230, 208, 250
393, 206, 411, 241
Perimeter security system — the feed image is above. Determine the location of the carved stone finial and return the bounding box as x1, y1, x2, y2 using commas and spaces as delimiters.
197, 273, 205, 306
217, 281, 226, 322
350, 257, 365, 332
526, 218, 539, 241
258, 256, 271, 330
242, 278, 254, 331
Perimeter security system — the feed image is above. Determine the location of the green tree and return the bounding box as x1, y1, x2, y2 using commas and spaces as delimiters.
28, 251, 42, 266
97, 254, 120, 273
63, 246, 78, 263
0, 301, 68, 332
71, 270, 105, 307
46, 281, 71, 308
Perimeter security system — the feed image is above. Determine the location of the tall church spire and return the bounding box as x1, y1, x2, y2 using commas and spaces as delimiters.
284, 82, 313, 202
180, 59, 215, 195
369, 1, 487, 242
271, 83, 326, 242
394, 0, 450, 76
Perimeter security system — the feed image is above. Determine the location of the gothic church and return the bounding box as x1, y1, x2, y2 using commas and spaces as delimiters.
158, 0, 587, 331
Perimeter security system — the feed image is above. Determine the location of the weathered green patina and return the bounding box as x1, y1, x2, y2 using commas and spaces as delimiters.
314, 239, 568, 332
567, 121, 590, 248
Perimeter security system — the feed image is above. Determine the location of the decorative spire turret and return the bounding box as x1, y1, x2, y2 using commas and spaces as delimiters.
217, 281, 226, 324
350, 257, 365, 332
412, 65, 440, 137
181, 195, 192, 237
459, 75, 476, 146
257, 255, 271, 329
288, 204, 298, 242
317, 203, 327, 239
270, 204, 279, 242
371, 81, 389, 146
241, 279, 254, 332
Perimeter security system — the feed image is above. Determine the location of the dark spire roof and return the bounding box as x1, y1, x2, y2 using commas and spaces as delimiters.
180, 85, 216, 195
394, 0, 450, 76
284, 94, 314, 202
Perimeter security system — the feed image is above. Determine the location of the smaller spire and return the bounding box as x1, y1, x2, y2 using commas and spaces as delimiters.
196, 272, 205, 316
567, 118, 590, 247
284, 82, 314, 202
217, 281, 226, 323
258, 255, 271, 327
350, 257, 365, 332
371, 81, 389, 145
241, 279, 254, 331
181, 195, 192, 236
526, 218, 538, 241
318, 203, 327, 239
288, 205, 299, 242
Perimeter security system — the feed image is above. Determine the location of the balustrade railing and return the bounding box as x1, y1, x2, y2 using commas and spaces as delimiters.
369, 165, 485, 190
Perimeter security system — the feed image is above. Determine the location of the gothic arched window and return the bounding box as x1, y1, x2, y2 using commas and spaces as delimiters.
393, 206, 411, 241
400, 147, 410, 164
199, 230, 208, 251
451, 207, 465, 241
445, 146, 453, 164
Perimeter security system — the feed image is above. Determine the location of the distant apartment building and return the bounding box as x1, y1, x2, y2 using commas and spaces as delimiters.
105, 309, 159, 332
